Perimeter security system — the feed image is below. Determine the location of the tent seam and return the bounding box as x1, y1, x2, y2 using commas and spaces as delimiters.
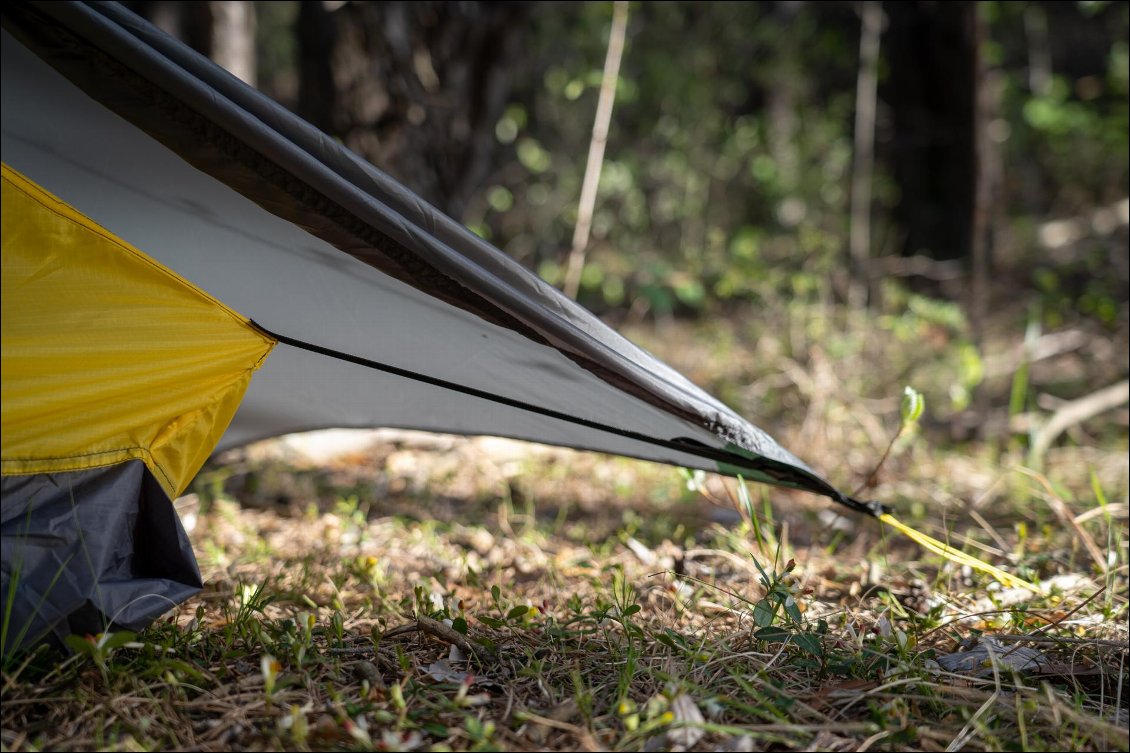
1, 446, 175, 492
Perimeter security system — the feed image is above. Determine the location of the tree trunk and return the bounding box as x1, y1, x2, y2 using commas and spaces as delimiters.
209, 1, 256, 86
124, 1, 215, 57
882, 1, 978, 262
849, 1, 883, 309
124, 1, 255, 86
296, 1, 531, 221
969, 4, 1001, 433
766, 1, 801, 197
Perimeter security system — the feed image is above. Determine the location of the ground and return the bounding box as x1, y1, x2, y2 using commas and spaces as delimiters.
2, 302, 1127, 752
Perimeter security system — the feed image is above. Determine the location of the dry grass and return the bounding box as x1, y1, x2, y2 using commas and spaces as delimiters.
2, 300, 1127, 752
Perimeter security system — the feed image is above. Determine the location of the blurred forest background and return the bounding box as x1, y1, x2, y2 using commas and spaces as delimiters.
124, 0, 1128, 453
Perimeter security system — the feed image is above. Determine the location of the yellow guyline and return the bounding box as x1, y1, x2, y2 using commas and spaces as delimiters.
878, 513, 1042, 593
859, 388, 1042, 594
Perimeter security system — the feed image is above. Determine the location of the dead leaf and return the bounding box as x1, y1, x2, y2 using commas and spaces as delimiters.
935, 636, 1048, 677
423, 659, 472, 684
712, 734, 755, 751
809, 729, 857, 751
666, 693, 705, 751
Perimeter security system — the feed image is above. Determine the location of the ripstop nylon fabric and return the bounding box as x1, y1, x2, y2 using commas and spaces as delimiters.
0, 164, 275, 497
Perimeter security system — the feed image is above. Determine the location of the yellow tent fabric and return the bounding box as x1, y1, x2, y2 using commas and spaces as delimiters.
0, 163, 275, 498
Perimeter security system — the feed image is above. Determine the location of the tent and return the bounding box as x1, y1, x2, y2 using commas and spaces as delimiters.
1, 1, 895, 654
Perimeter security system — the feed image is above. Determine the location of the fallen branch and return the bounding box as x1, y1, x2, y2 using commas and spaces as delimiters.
983, 328, 1089, 378
990, 633, 1129, 650
330, 615, 480, 658
870, 254, 963, 281
1028, 379, 1129, 467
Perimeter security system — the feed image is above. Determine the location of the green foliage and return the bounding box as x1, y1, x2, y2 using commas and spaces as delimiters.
478, 2, 869, 315
749, 557, 810, 637
1010, 44, 1130, 211
63, 630, 138, 685
466, 1, 1130, 333
900, 386, 925, 426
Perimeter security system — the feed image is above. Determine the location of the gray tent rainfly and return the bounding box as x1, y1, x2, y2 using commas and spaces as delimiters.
0, 0, 886, 653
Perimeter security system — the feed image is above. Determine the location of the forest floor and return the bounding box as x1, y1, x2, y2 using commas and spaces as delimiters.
2, 298, 1128, 752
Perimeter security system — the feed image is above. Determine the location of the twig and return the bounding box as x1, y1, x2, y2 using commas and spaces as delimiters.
1016, 467, 1110, 573
1028, 380, 1129, 467
329, 616, 479, 658
967, 507, 1012, 556
517, 711, 605, 752
870, 254, 963, 281
852, 425, 901, 497
990, 634, 1129, 650
919, 602, 1095, 642
983, 329, 1089, 378
324, 646, 377, 655
998, 587, 1107, 663
415, 616, 479, 657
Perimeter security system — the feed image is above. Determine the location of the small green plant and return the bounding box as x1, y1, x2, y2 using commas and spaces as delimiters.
329, 609, 346, 648
464, 715, 496, 751
475, 584, 536, 630
63, 630, 137, 685
291, 611, 317, 666
855, 385, 924, 495
260, 652, 282, 707
748, 557, 823, 661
